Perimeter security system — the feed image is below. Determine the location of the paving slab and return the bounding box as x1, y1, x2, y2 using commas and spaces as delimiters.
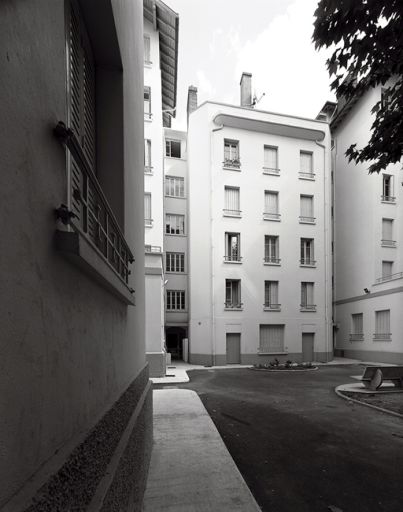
143, 389, 261, 512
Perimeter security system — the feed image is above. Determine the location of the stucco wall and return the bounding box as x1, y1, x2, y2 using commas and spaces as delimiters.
0, 0, 148, 507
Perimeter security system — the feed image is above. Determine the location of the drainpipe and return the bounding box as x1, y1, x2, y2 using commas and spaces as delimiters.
209, 124, 224, 365
315, 138, 330, 362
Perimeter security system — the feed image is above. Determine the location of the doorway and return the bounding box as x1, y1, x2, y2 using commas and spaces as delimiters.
166, 326, 187, 360
302, 333, 314, 362
226, 333, 241, 364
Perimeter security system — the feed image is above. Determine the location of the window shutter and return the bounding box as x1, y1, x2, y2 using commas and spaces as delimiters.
259, 325, 284, 352
376, 310, 390, 334
144, 193, 151, 221
382, 219, 393, 240
300, 152, 312, 172
144, 35, 151, 62
301, 196, 313, 217
265, 192, 278, 213
382, 261, 393, 277
264, 147, 277, 168
225, 187, 240, 211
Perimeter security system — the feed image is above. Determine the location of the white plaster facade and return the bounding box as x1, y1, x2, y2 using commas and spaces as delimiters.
332, 84, 403, 363
187, 100, 333, 365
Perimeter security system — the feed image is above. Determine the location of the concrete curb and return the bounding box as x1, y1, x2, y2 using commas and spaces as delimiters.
335, 385, 403, 420
249, 366, 318, 372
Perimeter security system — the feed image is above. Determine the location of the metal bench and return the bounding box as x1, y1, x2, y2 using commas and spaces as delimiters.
361, 366, 403, 390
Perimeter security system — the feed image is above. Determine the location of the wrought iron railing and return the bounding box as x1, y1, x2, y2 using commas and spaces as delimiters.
373, 332, 392, 341
263, 212, 281, 221
264, 257, 281, 264
300, 258, 316, 266
263, 167, 280, 175
224, 255, 242, 262
223, 209, 241, 217
224, 302, 243, 309
300, 304, 317, 311
375, 271, 403, 284
264, 303, 281, 310
145, 245, 162, 253
144, 165, 153, 174
381, 239, 396, 247
223, 158, 241, 169
54, 122, 134, 285
381, 195, 396, 203
349, 333, 364, 341
299, 216, 316, 223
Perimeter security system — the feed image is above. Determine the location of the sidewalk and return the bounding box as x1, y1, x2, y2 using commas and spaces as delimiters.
142, 389, 261, 511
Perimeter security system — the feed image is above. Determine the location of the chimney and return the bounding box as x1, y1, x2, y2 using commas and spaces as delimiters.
240, 72, 252, 107
187, 85, 198, 128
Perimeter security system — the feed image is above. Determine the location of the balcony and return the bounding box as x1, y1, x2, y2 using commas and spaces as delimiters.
224, 255, 242, 263
298, 172, 315, 180
264, 257, 281, 265
300, 258, 316, 267
349, 333, 364, 341
375, 271, 403, 284
300, 304, 317, 312
54, 122, 134, 304
145, 245, 161, 254
299, 216, 316, 224
373, 332, 392, 341
264, 303, 281, 311
223, 209, 241, 218
223, 158, 241, 170
224, 302, 243, 310
381, 239, 396, 247
263, 167, 280, 176
263, 212, 281, 221
381, 195, 396, 204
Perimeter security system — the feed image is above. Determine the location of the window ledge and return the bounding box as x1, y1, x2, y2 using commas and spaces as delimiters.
264, 261, 281, 266
55, 230, 135, 306
224, 308, 243, 311
258, 351, 288, 356
224, 260, 242, 264
165, 195, 186, 199
263, 307, 281, 312
165, 156, 185, 161
165, 233, 186, 237
263, 168, 280, 176
222, 166, 241, 172
144, 61, 153, 68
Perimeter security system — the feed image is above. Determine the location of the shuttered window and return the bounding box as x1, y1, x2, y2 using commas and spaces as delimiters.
144, 193, 152, 226
264, 146, 278, 169
259, 325, 284, 352
68, 0, 96, 172
382, 218, 393, 241
301, 282, 315, 309
144, 139, 152, 170
375, 310, 391, 339
264, 281, 279, 307
144, 35, 151, 63
300, 195, 314, 221
382, 261, 393, 278
352, 313, 363, 334
300, 151, 313, 173
264, 235, 279, 263
224, 186, 240, 215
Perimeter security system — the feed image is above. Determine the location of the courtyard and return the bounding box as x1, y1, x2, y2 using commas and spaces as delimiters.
156, 365, 403, 512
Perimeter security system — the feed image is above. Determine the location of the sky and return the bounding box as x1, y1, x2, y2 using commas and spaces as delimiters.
166, 0, 336, 130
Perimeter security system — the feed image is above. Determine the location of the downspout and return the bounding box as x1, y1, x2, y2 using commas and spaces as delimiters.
210, 124, 224, 365
315, 137, 330, 362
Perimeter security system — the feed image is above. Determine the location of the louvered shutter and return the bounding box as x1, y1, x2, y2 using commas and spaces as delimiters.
144, 193, 151, 221
265, 191, 278, 214
301, 196, 313, 217
259, 325, 284, 352
225, 187, 240, 212
352, 314, 363, 334
382, 261, 393, 277
300, 152, 312, 172
376, 310, 390, 334
264, 146, 277, 168
382, 219, 393, 240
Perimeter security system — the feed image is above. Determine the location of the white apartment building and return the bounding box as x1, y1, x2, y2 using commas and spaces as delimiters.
163, 128, 189, 359
143, 0, 179, 376
187, 74, 333, 365
332, 83, 403, 363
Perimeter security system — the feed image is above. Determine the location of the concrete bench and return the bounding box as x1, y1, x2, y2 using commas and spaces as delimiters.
361, 366, 403, 390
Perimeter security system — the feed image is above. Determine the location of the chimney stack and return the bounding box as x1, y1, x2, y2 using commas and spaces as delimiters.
187, 85, 198, 128
240, 72, 252, 107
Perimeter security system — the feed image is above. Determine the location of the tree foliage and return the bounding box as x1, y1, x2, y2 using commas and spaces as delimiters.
313, 0, 403, 173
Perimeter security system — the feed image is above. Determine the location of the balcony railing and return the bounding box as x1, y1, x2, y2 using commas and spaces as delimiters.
381, 239, 396, 247
263, 212, 281, 221
223, 158, 241, 169
263, 167, 280, 175
223, 209, 241, 217
300, 304, 317, 311
54, 122, 134, 285
264, 303, 281, 311
224, 255, 242, 262
375, 271, 403, 284
299, 216, 316, 224
300, 258, 316, 267
224, 302, 243, 309
144, 166, 153, 175
264, 257, 281, 264
299, 172, 315, 180
381, 195, 396, 203
373, 332, 392, 341
145, 245, 162, 254
349, 333, 364, 341
145, 218, 153, 228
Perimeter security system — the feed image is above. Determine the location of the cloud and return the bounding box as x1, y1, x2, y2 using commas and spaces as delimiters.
234, 0, 335, 118
196, 69, 217, 102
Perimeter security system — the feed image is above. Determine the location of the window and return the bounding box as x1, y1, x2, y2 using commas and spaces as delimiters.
264, 235, 280, 264
263, 146, 279, 174
144, 35, 151, 64
144, 139, 152, 173
144, 193, 152, 227
300, 195, 315, 223
223, 139, 240, 169
264, 281, 280, 310
301, 282, 316, 311
382, 261, 393, 279
299, 151, 315, 179
259, 325, 285, 353
166, 252, 185, 273
165, 139, 181, 158
225, 279, 242, 309
350, 313, 364, 341
224, 186, 241, 216
144, 86, 151, 119
264, 191, 280, 220
382, 174, 395, 202
165, 214, 185, 235
225, 232, 241, 262
381, 218, 396, 247
166, 290, 185, 311
374, 310, 391, 341
300, 238, 315, 266
165, 176, 185, 197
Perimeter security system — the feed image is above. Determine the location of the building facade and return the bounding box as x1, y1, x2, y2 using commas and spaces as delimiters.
187, 74, 333, 365
0, 0, 151, 509
143, 0, 179, 376
163, 128, 189, 360
332, 83, 403, 363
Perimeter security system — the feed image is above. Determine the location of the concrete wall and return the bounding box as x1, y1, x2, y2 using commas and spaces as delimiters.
0, 0, 151, 509
333, 84, 403, 360
188, 103, 333, 365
